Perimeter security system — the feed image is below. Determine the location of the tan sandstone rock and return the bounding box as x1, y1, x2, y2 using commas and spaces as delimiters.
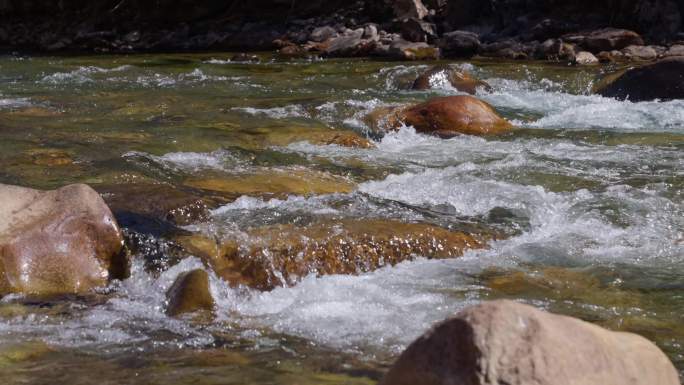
381, 300, 680, 385
0, 183, 124, 296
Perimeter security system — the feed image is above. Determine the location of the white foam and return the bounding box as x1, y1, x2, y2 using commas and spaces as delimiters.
229, 260, 483, 354
210, 195, 339, 216
123, 149, 246, 172
359, 168, 683, 265
0, 97, 32, 109
0, 258, 215, 350
233, 105, 310, 119
481, 77, 684, 132
40, 65, 132, 84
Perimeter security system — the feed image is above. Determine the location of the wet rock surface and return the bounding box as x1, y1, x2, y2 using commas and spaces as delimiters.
596, 57, 684, 101
177, 219, 488, 290
412, 65, 492, 94
369, 96, 513, 137
381, 300, 681, 385
0, 183, 124, 296
183, 168, 356, 200
165, 269, 215, 316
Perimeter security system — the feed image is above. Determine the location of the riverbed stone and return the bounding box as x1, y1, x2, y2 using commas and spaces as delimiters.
621, 45, 658, 61
573, 51, 599, 65
165, 269, 215, 316
380, 300, 680, 385
412, 65, 492, 94
388, 40, 440, 60
310, 26, 337, 42
665, 44, 684, 57
177, 219, 487, 290
438, 31, 480, 58
0, 183, 124, 296
324, 29, 376, 57
596, 57, 684, 101
575, 28, 644, 53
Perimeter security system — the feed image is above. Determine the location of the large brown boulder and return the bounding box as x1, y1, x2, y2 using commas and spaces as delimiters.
381, 300, 680, 385
596, 57, 684, 101
177, 219, 489, 290
412, 65, 492, 94
165, 269, 215, 317
369, 96, 513, 137
0, 183, 124, 296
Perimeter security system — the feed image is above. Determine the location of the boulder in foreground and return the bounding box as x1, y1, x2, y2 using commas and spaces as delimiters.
0, 183, 124, 296
381, 300, 680, 385
596, 57, 684, 101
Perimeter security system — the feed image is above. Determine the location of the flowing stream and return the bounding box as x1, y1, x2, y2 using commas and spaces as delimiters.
0, 53, 682, 384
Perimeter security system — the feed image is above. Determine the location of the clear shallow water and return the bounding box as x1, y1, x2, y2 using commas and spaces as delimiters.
0, 53, 682, 383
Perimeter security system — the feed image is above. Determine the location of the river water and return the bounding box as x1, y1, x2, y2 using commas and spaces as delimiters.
0, 53, 682, 384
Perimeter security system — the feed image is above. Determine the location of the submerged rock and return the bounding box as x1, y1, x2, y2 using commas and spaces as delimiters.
0, 184, 124, 296
596, 57, 684, 101
368, 96, 513, 137
412, 65, 492, 94
25, 148, 74, 166
254, 126, 374, 149
177, 219, 488, 290
184, 167, 355, 199
0, 341, 53, 366
381, 300, 680, 385
99, 183, 219, 226
165, 269, 215, 317
321, 132, 375, 148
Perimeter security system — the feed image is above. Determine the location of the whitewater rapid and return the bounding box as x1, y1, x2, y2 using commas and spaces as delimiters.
1, 59, 682, 362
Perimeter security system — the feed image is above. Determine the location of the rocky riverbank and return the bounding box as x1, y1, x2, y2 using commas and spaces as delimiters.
1, 0, 683, 64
